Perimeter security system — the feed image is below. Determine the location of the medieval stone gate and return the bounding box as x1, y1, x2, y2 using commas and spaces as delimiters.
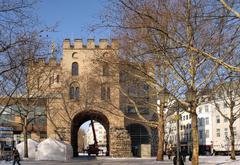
29, 39, 157, 157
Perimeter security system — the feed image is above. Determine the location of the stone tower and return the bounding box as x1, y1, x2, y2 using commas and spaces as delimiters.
28, 39, 132, 157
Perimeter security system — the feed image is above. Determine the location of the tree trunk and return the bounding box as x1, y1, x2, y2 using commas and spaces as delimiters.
23, 118, 28, 158
156, 104, 165, 161
229, 122, 236, 160
191, 112, 199, 165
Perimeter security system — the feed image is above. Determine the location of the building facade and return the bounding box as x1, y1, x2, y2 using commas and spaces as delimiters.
166, 98, 240, 155
27, 39, 133, 157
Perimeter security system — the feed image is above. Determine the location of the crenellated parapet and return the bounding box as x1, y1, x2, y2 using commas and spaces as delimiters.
30, 57, 60, 68
63, 39, 119, 50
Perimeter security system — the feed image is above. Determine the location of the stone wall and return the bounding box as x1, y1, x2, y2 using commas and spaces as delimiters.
109, 128, 132, 157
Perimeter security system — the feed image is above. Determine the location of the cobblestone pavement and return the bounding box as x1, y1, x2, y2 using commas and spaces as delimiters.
1, 156, 240, 165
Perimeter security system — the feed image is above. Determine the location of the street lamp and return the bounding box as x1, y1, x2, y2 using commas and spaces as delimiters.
159, 88, 170, 107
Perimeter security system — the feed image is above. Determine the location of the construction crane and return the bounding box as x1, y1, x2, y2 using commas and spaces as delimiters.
86, 120, 102, 156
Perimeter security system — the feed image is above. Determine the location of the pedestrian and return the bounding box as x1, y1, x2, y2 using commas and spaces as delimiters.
173, 156, 184, 165
12, 147, 21, 165
167, 147, 172, 160
173, 152, 184, 165
189, 151, 192, 161
181, 149, 187, 162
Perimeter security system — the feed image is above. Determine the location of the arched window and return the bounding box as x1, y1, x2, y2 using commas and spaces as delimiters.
69, 82, 80, 100
101, 83, 110, 100
102, 62, 109, 76
72, 52, 78, 58
75, 87, 80, 99
69, 86, 75, 99
72, 62, 79, 76
56, 75, 60, 83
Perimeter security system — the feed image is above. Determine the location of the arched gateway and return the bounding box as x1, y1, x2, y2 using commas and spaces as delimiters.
71, 110, 110, 157
28, 39, 132, 157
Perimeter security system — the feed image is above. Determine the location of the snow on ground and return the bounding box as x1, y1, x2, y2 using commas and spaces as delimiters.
0, 156, 240, 164
16, 139, 38, 160
36, 138, 72, 161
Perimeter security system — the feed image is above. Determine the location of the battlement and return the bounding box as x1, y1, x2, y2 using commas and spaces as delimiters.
30, 57, 60, 67
63, 39, 119, 50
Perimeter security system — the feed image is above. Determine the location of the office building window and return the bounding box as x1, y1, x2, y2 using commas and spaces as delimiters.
224, 128, 228, 139
206, 117, 209, 125
233, 127, 237, 136
199, 130, 203, 139
224, 117, 228, 123
205, 105, 209, 112
206, 130, 209, 138
199, 107, 202, 113
216, 129, 220, 137
216, 115, 220, 123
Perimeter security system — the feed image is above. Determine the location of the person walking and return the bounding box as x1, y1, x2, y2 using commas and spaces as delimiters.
173, 153, 184, 165
12, 147, 21, 165
167, 147, 172, 160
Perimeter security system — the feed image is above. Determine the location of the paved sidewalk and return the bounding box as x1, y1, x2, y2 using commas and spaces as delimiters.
1, 156, 240, 165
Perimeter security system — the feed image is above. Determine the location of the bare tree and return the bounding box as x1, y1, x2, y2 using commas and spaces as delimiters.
0, 0, 48, 116
99, 1, 226, 164
1, 33, 54, 157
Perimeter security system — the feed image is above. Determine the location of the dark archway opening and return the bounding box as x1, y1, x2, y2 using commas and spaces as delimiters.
71, 110, 109, 157
126, 123, 150, 157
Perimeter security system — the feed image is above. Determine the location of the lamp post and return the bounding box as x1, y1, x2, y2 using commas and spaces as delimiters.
156, 88, 169, 161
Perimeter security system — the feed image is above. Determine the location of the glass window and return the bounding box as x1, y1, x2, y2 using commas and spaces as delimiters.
233, 127, 237, 136
206, 130, 209, 138
103, 62, 109, 76
199, 107, 202, 113
75, 87, 80, 99
199, 130, 203, 139
206, 117, 209, 125
56, 75, 60, 83
101, 84, 110, 100
69, 82, 80, 100
199, 118, 203, 126
216, 115, 220, 123
224, 128, 228, 139
69, 86, 74, 99
224, 117, 228, 122
216, 129, 220, 137
205, 105, 209, 112
72, 62, 79, 76
186, 115, 188, 120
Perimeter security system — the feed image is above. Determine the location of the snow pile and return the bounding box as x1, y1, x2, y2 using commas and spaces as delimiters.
36, 138, 72, 161
16, 139, 38, 160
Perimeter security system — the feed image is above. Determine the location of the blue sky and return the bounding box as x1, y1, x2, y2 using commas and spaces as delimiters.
36, 1, 109, 131
36, 0, 109, 45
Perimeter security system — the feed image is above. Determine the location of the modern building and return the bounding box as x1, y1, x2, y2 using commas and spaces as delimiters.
166, 97, 240, 155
